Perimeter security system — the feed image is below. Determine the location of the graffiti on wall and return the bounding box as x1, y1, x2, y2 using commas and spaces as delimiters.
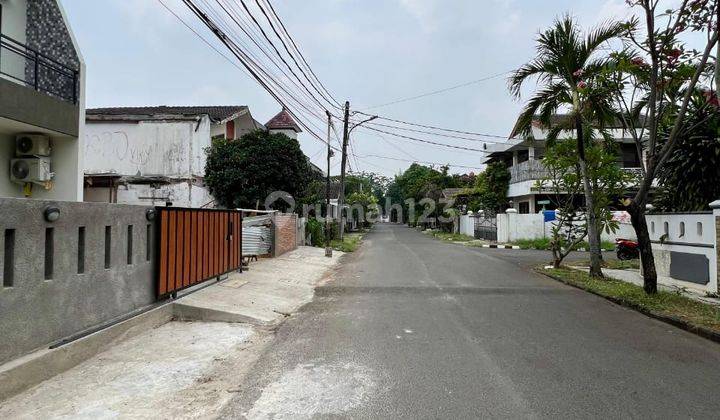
84, 125, 193, 175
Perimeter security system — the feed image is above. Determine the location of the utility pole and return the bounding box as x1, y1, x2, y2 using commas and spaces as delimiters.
338, 101, 350, 240
325, 111, 333, 257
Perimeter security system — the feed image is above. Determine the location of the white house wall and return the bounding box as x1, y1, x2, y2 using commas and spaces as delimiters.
84, 182, 213, 208
84, 117, 210, 177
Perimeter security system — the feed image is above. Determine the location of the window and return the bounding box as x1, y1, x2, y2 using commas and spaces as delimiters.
679, 222, 685, 238
697, 222, 703, 236
519, 202, 530, 214
650, 221, 655, 234
663, 221, 669, 236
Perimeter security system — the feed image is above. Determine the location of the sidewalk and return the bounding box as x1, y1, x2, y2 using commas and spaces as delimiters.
0, 247, 342, 419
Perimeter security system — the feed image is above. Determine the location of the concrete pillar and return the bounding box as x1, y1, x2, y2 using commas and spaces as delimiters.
512, 151, 518, 167
710, 199, 720, 293
528, 146, 535, 161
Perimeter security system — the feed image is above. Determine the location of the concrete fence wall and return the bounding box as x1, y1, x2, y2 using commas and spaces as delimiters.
458, 214, 474, 237
492, 211, 636, 244
497, 213, 545, 243
0, 198, 156, 364
645, 211, 718, 294
297, 217, 306, 246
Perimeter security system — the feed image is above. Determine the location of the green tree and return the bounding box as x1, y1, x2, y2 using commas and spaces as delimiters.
604, 0, 718, 293
539, 136, 632, 267
391, 164, 458, 225
204, 130, 312, 209
472, 162, 511, 212
347, 190, 379, 228
509, 15, 627, 277
653, 90, 720, 211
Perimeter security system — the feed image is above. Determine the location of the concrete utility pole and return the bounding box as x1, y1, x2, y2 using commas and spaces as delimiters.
338, 101, 351, 240
325, 111, 333, 257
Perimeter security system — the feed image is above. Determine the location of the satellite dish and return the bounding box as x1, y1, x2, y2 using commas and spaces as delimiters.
12, 160, 30, 180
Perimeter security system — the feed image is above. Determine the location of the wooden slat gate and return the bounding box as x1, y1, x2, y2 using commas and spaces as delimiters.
156, 207, 242, 298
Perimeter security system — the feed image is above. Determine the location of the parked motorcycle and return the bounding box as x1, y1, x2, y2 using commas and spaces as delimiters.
615, 238, 639, 260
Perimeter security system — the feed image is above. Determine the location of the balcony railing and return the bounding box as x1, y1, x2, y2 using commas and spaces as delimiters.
0, 34, 79, 104
510, 159, 644, 184
509, 159, 549, 184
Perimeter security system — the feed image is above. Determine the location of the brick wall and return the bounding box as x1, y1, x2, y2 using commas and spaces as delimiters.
273, 213, 297, 257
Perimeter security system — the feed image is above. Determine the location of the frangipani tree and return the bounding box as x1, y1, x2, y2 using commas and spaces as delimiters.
604, 0, 719, 293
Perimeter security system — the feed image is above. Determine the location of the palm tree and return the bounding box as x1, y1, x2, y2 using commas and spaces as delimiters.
508, 15, 627, 277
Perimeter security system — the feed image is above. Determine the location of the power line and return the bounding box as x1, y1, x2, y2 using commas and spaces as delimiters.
355, 111, 515, 140
194, 0, 325, 122
232, 0, 331, 112
181, 0, 337, 150
253, 0, 341, 110
157, 0, 252, 79
364, 121, 512, 144
210, 0, 331, 118
362, 126, 491, 153
261, 0, 342, 108
362, 70, 511, 110
359, 154, 484, 170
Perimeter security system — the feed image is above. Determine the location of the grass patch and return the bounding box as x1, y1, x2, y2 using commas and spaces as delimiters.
513, 238, 551, 250
433, 232, 475, 242
511, 238, 615, 251
569, 259, 641, 270
330, 233, 363, 252
423, 229, 475, 242
541, 267, 720, 333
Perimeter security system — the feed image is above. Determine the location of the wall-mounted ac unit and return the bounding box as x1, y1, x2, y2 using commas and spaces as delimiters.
16, 134, 51, 157
10, 157, 53, 184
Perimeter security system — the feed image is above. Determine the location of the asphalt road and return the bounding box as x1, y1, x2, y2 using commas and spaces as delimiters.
223, 224, 720, 419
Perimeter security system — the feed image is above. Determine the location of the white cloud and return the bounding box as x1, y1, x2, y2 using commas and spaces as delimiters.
397, 0, 440, 32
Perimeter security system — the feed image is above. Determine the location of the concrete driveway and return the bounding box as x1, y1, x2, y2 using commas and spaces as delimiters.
223, 223, 720, 419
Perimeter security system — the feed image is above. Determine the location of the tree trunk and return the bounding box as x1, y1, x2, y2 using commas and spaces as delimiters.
575, 113, 603, 278
579, 160, 604, 277
628, 202, 657, 294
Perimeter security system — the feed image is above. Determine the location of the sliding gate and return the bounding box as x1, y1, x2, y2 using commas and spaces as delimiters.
157, 207, 242, 298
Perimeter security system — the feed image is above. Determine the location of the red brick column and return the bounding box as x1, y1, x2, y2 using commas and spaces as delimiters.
273, 213, 297, 257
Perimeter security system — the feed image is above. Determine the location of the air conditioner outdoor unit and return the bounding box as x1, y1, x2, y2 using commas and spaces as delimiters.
10, 157, 53, 184
16, 134, 51, 156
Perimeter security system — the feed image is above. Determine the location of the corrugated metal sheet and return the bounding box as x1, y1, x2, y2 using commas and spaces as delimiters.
243, 215, 273, 227
242, 226, 272, 256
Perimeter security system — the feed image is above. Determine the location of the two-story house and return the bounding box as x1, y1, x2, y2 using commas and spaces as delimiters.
485, 116, 644, 213
0, 0, 85, 201
83, 105, 266, 207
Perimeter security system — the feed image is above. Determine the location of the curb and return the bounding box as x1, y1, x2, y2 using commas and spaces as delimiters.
482, 244, 521, 249
537, 269, 720, 345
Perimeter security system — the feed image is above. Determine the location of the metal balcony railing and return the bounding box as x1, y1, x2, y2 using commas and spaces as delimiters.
509, 159, 644, 184
0, 34, 79, 104
509, 159, 549, 184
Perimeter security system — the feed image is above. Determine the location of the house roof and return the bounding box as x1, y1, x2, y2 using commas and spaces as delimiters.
441, 188, 465, 199
86, 106, 249, 123
265, 109, 302, 132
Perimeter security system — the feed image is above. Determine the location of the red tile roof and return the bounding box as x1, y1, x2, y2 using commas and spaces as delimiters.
265, 109, 302, 132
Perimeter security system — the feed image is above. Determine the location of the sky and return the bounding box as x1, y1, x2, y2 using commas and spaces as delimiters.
59, 0, 638, 177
